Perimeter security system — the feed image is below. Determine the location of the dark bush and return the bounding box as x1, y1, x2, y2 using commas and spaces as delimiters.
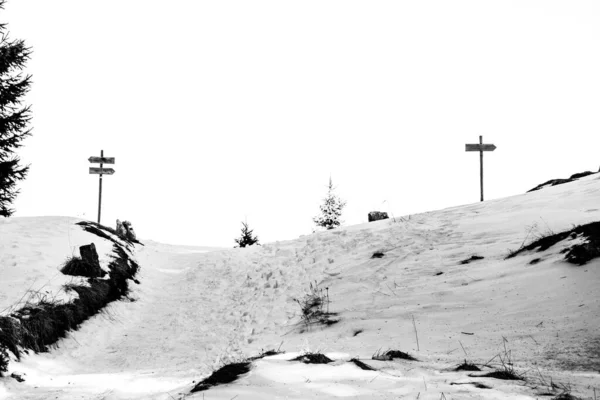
0, 317, 21, 363
191, 362, 252, 392
0, 346, 9, 375
60, 256, 106, 278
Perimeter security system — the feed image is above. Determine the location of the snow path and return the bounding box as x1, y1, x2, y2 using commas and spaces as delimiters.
4, 247, 258, 398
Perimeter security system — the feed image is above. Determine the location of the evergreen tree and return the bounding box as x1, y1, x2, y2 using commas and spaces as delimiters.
313, 177, 346, 230
0, 1, 32, 217
234, 221, 259, 248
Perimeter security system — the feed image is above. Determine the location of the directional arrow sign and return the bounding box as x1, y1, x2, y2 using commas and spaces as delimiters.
465, 144, 496, 152
89, 150, 115, 224
89, 167, 115, 175
88, 156, 115, 164
465, 136, 496, 202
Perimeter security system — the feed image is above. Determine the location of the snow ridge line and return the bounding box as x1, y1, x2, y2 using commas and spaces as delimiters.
0, 222, 140, 375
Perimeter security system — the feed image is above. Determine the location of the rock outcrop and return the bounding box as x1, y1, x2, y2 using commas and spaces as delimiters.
122, 220, 137, 241
368, 211, 389, 222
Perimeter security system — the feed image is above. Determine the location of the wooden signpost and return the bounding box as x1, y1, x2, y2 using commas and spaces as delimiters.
88, 150, 115, 224
465, 136, 496, 202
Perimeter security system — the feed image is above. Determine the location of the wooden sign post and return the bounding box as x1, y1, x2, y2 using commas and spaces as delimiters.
465, 136, 496, 202
88, 150, 115, 224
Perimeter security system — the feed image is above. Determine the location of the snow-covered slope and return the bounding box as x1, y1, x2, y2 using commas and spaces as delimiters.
0, 217, 121, 314
1, 175, 600, 399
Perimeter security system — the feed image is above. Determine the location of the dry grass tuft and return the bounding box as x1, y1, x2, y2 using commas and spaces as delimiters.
248, 346, 285, 361
450, 382, 491, 389
294, 281, 339, 331
470, 339, 523, 381
454, 360, 481, 371
372, 348, 418, 361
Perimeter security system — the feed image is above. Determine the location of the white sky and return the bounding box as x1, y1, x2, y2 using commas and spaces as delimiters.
3, 0, 600, 247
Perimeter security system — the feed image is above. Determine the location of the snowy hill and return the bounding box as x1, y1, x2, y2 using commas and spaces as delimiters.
1, 175, 600, 399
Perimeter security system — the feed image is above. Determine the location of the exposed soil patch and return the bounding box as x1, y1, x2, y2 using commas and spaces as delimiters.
190, 362, 251, 392
10, 372, 24, 382
248, 349, 284, 361
454, 361, 481, 371
527, 171, 596, 192
352, 329, 363, 337
506, 221, 600, 265
528, 179, 573, 192
569, 171, 596, 180
450, 381, 490, 389
373, 349, 418, 361
460, 255, 484, 265
564, 239, 600, 265
552, 394, 583, 400
291, 353, 333, 364
350, 358, 376, 371
470, 370, 523, 380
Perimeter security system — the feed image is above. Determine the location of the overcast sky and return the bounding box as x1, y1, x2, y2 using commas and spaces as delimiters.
3, 1, 599, 247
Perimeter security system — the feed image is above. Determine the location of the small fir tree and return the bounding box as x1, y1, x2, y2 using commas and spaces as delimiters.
313, 177, 346, 230
0, 1, 33, 217
234, 221, 259, 248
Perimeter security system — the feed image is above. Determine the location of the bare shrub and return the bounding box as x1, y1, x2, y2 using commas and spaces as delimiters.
294, 281, 338, 330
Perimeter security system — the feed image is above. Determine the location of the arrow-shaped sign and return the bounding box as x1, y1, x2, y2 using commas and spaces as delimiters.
465, 144, 496, 152
89, 150, 115, 224
88, 156, 115, 164
89, 167, 115, 175
465, 136, 496, 202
